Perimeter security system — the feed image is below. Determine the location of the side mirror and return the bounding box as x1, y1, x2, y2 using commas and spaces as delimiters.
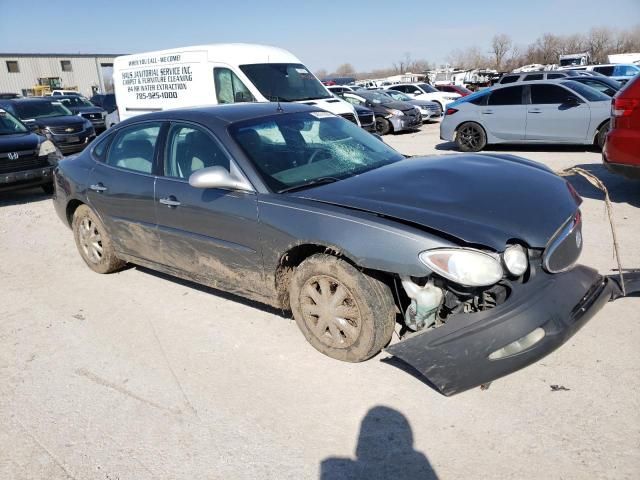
188, 166, 252, 191
26, 123, 40, 132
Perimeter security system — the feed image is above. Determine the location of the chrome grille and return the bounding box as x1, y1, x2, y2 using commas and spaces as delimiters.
81, 112, 102, 120
0, 150, 49, 174
48, 125, 82, 135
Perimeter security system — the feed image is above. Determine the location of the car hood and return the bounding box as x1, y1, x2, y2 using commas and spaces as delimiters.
0, 132, 41, 152
410, 99, 439, 107
30, 115, 86, 128
380, 100, 416, 112
67, 106, 104, 114
292, 154, 580, 250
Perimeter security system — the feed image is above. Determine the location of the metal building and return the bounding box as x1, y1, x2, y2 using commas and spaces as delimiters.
0, 53, 123, 97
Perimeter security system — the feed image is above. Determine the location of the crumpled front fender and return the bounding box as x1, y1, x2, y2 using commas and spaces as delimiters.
385, 265, 640, 396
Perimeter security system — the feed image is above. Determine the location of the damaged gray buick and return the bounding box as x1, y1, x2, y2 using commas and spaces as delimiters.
52, 103, 639, 395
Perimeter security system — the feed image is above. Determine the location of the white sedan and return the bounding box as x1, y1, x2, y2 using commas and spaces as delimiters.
384, 83, 460, 110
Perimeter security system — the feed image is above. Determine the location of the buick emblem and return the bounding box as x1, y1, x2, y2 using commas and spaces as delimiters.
65, 127, 75, 133
7, 152, 19, 160
575, 230, 582, 249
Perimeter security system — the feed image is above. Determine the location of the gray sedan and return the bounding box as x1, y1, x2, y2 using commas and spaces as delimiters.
383, 89, 443, 121
52, 102, 637, 395
440, 80, 612, 152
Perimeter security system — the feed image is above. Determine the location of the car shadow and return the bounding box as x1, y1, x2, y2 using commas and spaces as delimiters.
435, 141, 597, 153
134, 266, 290, 319
562, 163, 640, 207
319, 406, 439, 480
0, 187, 51, 207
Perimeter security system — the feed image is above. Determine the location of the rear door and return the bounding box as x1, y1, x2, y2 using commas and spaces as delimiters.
87, 121, 163, 260
525, 84, 590, 142
153, 122, 265, 297
481, 85, 526, 140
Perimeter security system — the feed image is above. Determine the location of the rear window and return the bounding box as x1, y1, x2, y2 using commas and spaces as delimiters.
561, 81, 610, 102
488, 86, 523, 105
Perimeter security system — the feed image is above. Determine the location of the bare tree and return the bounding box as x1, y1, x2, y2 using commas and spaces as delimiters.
314, 68, 328, 80
491, 34, 512, 70
448, 46, 489, 69
587, 27, 613, 63
333, 63, 356, 77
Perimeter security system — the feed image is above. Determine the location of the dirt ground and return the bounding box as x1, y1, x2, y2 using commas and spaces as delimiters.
1, 123, 639, 480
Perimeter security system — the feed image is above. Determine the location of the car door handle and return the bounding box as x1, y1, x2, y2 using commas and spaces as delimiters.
159, 196, 181, 207
481, 110, 494, 114
528, 109, 542, 113
89, 183, 107, 192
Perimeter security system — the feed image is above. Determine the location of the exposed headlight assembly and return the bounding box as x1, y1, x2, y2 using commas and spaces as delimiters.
386, 108, 404, 118
420, 248, 503, 287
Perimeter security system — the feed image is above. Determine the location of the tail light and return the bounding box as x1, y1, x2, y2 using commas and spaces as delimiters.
611, 98, 639, 117
445, 108, 458, 116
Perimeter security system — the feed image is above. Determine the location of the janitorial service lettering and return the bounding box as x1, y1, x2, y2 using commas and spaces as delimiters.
122, 55, 194, 100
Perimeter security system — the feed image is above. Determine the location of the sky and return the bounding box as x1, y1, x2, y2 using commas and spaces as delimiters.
1, 0, 639, 72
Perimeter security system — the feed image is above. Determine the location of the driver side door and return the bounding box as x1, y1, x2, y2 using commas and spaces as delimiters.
153, 122, 267, 299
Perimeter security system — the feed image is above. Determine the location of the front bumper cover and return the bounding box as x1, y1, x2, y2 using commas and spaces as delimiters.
386, 265, 639, 396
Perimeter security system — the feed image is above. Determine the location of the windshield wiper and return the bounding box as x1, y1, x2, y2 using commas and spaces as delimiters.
278, 176, 341, 193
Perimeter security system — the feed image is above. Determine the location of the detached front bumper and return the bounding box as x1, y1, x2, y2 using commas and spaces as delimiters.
389, 113, 422, 132
386, 265, 638, 396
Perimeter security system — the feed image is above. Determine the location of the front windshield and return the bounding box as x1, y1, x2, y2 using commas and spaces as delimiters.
59, 96, 93, 108
239, 63, 332, 102
385, 90, 412, 101
14, 101, 72, 120
230, 111, 404, 192
358, 91, 394, 104
417, 83, 438, 93
562, 81, 610, 102
0, 110, 28, 134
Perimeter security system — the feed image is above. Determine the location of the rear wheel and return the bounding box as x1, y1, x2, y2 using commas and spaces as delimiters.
456, 122, 487, 152
289, 254, 395, 362
72, 205, 125, 274
596, 120, 610, 150
375, 117, 392, 136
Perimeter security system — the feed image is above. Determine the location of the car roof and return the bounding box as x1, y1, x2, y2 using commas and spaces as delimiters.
0, 97, 61, 104
118, 102, 324, 127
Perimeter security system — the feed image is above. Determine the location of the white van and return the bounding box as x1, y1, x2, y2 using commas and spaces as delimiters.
113, 43, 358, 124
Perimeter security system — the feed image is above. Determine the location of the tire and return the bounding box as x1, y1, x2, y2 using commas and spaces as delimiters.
289, 254, 396, 362
455, 122, 487, 152
596, 120, 610, 150
72, 205, 125, 274
41, 183, 54, 195
375, 117, 392, 136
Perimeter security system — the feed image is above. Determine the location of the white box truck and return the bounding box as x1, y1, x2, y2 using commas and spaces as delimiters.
112, 44, 359, 124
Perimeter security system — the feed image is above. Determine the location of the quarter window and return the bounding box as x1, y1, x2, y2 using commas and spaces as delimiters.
164, 124, 230, 179
61, 60, 72, 72
6, 61, 19, 73
106, 123, 161, 173
488, 86, 523, 105
530, 84, 576, 104
214, 68, 256, 104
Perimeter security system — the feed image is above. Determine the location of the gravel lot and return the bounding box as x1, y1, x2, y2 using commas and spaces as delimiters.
1, 122, 638, 480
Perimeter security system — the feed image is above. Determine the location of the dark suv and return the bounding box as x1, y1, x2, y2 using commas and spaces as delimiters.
0, 98, 96, 155
57, 95, 107, 133
0, 108, 63, 193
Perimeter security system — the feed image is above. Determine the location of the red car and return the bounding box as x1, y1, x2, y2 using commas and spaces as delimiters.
603, 74, 640, 179
435, 84, 473, 97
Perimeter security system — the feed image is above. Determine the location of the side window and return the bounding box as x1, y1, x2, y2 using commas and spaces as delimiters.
92, 134, 112, 161
105, 123, 161, 173
530, 84, 576, 104
593, 66, 614, 76
488, 86, 523, 105
524, 74, 543, 81
214, 68, 256, 104
406, 86, 421, 94
547, 73, 564, 79
469, 93, 489, 106
500, 75, 519, 84
343, 95, 364, 106
615, 65, 639, 76
164, 124, 230, 179
390, 86, 405, 93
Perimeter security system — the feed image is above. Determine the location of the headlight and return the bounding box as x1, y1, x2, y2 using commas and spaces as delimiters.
386, 108, 404, 117
101, 111, 106, 118
419, 248, 504, 287
38, 139, 57, 157
503, 244, 528, 276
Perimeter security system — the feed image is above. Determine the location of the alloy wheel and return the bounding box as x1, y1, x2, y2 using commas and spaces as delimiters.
458, 125, 482, 150
78, 217, 103, 264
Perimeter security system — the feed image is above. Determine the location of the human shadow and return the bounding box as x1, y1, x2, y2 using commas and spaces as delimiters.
320, 406, 438, 480
435, 141, 596, 153
0, 186, 51, 206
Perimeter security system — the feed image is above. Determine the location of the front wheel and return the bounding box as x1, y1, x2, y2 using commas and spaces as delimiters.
72, 205, 125, 274
375, 117, 392, 136
289, 254, 396, 362
456, 122, 487, 152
